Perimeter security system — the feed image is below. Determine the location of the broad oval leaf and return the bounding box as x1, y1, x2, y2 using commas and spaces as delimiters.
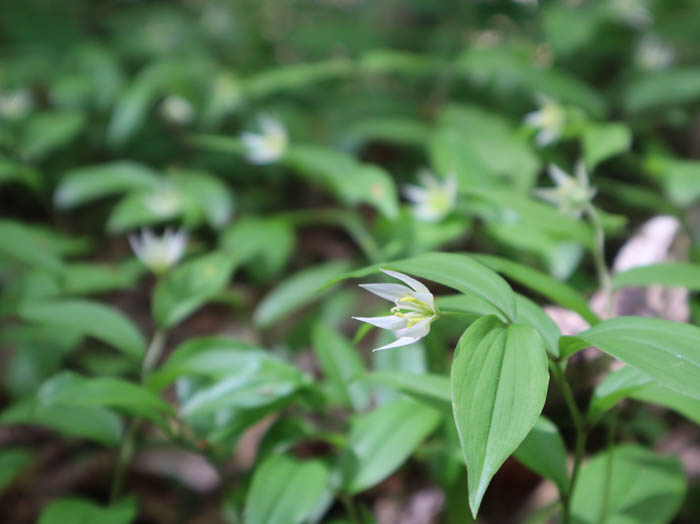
312, 324, 370, 411
560, 316, 700, 399
451, 316, 549, 516
244, 454, 328, 524
571, 445, 686, 524
612, 262, 700, 290
342, 398, 441, 494
17, 299, 146, 360
38, 497, 136, 524
0, 220, 64, 274
513, 416, 569, 495
582, 122, 631, 170
474, 254, 600, 326
54, 161, 161, 209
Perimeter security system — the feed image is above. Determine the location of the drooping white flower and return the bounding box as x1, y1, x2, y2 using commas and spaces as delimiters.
353, 269, 439, 351
534, 161, 596, 219
128, 228, 187, 274
524, 95, 566, 147
0, 89, 33, 121
610, 0, 652, 28
403, 170, 457, 222
144, 185, 183, 218
240, 116, 288, 165
159, 95, 194, 125
636, 35, 674, 71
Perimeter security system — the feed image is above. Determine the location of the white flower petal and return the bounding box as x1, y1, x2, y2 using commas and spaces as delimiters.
358, 283, 412, 303
380, 269, 430, 294
353, 315, 407, 331
395, 318, 432, 340
548, 164, 571, 186
373, 336, 419, 352
403, 184, 428, 204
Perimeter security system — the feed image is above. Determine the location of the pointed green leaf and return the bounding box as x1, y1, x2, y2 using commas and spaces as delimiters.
571, 445, 685, 524
560, 317, 700, 399
582, 122, 631, 169
38, 497, 136, 524
612, 262, 700, 290
244, 454, 329, 524
451, 316, 549, 516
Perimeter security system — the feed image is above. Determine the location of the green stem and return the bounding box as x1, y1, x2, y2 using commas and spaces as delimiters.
550, 361, 586, 524
340, 493, 362, 524
110, 329, 167, 502
598, 409, 619, 524
585, 204, 613, 318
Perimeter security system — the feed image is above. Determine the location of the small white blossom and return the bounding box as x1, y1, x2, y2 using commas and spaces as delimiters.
0, 89, 33, 121
128, 228, 187, 274
144, 185, 183, 218
524, 95, 566, 147
636, 35, 674, 71
240, 116, 288, 165
353, 269, 439, 351
534, 161, 596, 219
610, 0, 652, 28
403, 170, 457, 222
159, 95, 194, 125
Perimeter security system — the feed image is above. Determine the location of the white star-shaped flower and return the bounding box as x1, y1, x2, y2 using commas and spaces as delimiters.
534, 161, 596, 219
128, 228, 187, 274
524, 95, 566, 147
240, 116, 288, 165
403, 170, 457, 222
353, 269, 439, 351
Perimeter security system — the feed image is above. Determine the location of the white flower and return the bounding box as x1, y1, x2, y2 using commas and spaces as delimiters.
353, 269, 439, 351
524, 95, 566, 147
403, 170, 457, 222
240, 116, 288, 165
534, 161, 596, 219
0, 89, 33, 121
144, 185, 183, 218
636, 35, 674, 71
159, 95, 194, 125
610, 0, 652, 28
128, 228, 187, 274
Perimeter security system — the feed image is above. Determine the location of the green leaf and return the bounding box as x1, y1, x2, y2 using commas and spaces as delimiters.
38, 372, 173, 424
0, 448, 34, 492
173, 169, 234, 229
20, 111, 84, 161
0, 220, 64, 273
451, 316, 549, 516
342, 398, 441, 494
343, 117, 430, 149
474, 254, 600, 326
38, 497, 136, 524
582, 122, 631, 169
284, 145, 399, 219
571, 445, 686, 524
54, 161, 161, 209
513, 416, 569, 495
431, 105, 540, 191
612, 262, 700, 290
17, 299, 146, 360
367, 371, 451, 409
153, 251, 237, 328
337, 252, 516, 322
646, 155, 700, 207
148, 336, 263, 390
312, 324, 370, 411
560, 316, 700, 399
253, 260, 351, 328
0, 398, 123, 446
244, 454, 329, 524
589, 366, 700, 425
515, 294, 561, 358
61, 261, 144, 295
624, 68, 700, 113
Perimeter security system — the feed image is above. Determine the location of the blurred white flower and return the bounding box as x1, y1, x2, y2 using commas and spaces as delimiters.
240, 116, 288, 164
611, 0, 652, 28
353, 269, 438, 351
159, 95, 194, 125
636, 35, 674, 71
524, 95, 566, 147
129, 228, 187, 274
144, 185, 183, 218
403, 170, 457, 222
0, 89, 33, 121
534, 161, 596, 219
